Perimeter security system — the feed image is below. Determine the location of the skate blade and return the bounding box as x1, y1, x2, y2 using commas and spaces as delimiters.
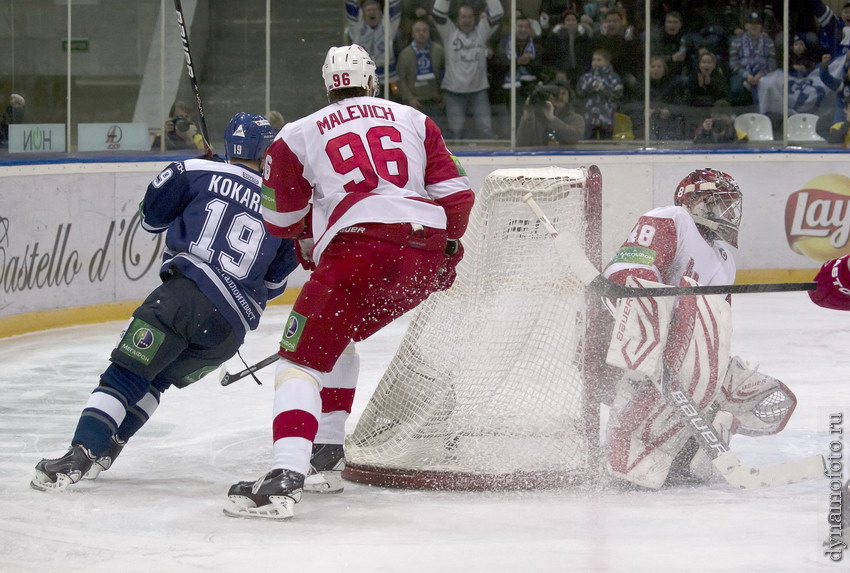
304, 471, 344, 494
222, 495, 296, 520
30, 470, 78, 492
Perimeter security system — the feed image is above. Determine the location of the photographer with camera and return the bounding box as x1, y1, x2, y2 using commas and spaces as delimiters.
692, 99, 748, 145
517, 80, 584, 147
150, 101, 205, 151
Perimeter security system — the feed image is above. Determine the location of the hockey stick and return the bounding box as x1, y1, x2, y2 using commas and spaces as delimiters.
522, 193, 815, 298
526, 194, 826, 488
219, 353, 278, 387
173, 0, 213, 158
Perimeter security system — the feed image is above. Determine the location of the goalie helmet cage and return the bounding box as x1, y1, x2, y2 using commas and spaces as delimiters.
343, 165, 606, 490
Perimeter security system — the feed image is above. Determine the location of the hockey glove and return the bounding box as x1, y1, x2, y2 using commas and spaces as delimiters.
433, 240, 463, 291
296, 238, 316, 271
809, 255, 850, 310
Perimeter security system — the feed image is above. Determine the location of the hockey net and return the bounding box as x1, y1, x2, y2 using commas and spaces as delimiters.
343, 166, 606, 489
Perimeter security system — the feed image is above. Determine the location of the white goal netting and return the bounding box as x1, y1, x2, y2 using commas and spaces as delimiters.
343, 166, 605, 489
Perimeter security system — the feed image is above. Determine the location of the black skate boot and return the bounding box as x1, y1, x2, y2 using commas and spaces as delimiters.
31, 444, 97, 491
223, 469, 305, 520
84, 435, 126, 480
305, 443, 345, 494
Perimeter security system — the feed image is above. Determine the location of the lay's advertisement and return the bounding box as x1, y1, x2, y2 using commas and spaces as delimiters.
784, 174, 850, 263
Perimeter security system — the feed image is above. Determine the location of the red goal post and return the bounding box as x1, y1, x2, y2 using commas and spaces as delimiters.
342, 166, 607, 489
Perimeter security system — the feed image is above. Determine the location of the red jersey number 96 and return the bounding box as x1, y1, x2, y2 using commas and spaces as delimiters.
332, 73, 351, 88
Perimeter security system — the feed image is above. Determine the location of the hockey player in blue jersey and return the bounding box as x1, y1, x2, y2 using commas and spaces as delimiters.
31, 112, 298, 491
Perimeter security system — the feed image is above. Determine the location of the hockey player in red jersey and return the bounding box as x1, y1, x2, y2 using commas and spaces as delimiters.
603, 168, 799, 489
224, 44, 474, 519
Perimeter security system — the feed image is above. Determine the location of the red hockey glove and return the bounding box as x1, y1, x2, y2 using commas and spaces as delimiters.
810, 255, 850, 310
433, 240, 464, 291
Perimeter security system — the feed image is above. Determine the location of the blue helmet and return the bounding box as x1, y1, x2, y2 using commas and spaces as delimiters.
224, 112, 276, 161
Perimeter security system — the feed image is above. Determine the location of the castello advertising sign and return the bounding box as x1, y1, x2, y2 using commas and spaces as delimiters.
785, 174, 850, 262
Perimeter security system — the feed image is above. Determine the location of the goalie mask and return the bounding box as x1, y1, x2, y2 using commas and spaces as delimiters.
322, 44, 378, 96
674, 169, 743, 247
224, 112, 275, 162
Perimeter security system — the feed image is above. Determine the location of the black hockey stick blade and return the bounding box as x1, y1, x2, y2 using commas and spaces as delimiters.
521, 192, 816, 298
173, 0, 213, 158
219, 353, 278, 387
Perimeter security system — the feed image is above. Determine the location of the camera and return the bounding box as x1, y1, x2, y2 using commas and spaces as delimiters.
528, 84, 560, 107
170, 115, 191, 133
710, 116, 732, 134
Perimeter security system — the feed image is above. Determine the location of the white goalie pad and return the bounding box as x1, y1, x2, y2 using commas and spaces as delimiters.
604, 276, 734, 489
605, 277, 675, 382
718, 355, 797, 436
661, 278, 733, 406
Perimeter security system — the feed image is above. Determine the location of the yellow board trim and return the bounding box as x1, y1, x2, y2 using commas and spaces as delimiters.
735, 268, 817, 284
0, 287, 302, 339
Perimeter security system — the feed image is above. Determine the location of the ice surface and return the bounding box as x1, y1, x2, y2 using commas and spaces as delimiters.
0, 293, 846, 572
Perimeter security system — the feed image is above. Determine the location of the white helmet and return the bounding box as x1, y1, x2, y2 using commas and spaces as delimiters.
322, 44, 377, 96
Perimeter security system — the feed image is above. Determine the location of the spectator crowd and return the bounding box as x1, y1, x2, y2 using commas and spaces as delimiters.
338, 0, 850, 146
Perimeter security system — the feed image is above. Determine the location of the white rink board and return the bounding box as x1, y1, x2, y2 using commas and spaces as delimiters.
0, 153, 839, 318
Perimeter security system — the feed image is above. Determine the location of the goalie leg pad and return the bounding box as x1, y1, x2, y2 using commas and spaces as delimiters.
718, 356, 797, 436
606, 277, 734, 489
606, 378, 692, 490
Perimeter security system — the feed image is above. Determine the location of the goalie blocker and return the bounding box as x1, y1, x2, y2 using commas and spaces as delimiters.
605, 276, 798, 489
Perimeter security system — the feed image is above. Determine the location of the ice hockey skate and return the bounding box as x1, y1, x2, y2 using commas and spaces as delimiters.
31, 444, 97, 491
304, 443, 345, 494
223, 469, 304, 520
83, 435, 125, 480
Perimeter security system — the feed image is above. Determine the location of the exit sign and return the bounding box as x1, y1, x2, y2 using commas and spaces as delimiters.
61, 38, 89, 52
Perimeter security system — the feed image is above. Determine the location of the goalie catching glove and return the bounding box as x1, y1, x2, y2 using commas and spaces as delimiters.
810, 255, 850, 310
433, 239, 464, 291
718, 355, 797, 437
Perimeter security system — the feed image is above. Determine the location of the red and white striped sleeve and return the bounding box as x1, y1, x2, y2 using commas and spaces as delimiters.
604, 215, 679, 286
260, 138, 313, 238
421, 117, 474, 240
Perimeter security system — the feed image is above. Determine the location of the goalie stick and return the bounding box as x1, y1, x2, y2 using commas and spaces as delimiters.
219, 353, 278, 387
521, 192, 815, 298
525, 193, 826, 489
173, 0, 213, 158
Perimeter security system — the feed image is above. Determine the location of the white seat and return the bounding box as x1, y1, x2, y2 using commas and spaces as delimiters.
734, 113, 774, 141
786, 113, 825, 142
